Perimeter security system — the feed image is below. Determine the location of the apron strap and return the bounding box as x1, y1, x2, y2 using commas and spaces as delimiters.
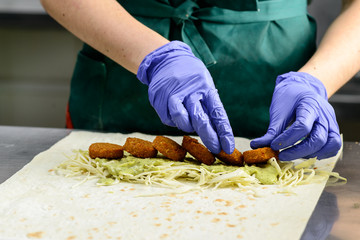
171, 1, 217, 66
120, 0, 307, 66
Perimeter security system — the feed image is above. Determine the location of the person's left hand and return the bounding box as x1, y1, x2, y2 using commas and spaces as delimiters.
250, 72, 341, 161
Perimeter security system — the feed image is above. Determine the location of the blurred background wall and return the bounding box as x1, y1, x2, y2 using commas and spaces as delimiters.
0, 0, 359, 140
0, 0, 82, 128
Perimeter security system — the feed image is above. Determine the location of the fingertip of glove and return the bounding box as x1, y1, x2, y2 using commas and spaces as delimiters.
208, 143, 221, 155
216, 130, 234, 154
221, 138, 235, 155
250, 138, 269, 149
198, 132, 221, 154
250, 139, 260, 149
251, 132, 276, 149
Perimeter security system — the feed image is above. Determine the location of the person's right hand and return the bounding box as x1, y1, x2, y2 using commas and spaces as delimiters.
250, 72, 341, 161
137, 41, 235, 154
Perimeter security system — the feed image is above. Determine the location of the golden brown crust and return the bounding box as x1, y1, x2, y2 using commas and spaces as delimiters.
243, 147, 279, 164
182, 135, 215, 165
123, 137, 158, 158
152, 136, 187, 161
216, 148, 243, 166
89, 142, 124, 159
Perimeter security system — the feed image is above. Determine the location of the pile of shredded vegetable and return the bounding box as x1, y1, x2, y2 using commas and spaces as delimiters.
55, 150, 346, 192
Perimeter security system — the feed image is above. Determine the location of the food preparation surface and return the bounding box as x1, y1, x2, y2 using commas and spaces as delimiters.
0, 126, 359, 239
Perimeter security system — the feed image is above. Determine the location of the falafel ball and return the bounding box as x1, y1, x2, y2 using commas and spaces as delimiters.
182, 135, 215, 165
153, 136, 187, 161
216, 148, 243, 166
243, 147, 279, 164
89, 142, 124, 159
123, 137, 158, 158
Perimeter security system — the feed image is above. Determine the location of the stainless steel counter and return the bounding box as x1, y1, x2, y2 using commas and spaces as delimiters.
0, 126, 359, 239
0, 126, 71, 183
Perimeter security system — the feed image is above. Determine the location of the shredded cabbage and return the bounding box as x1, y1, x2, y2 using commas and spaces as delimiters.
55, 150, 346, 193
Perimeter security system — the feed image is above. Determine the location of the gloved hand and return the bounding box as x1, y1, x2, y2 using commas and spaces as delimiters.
250, 72, 341, 161
137, 41, 235, 154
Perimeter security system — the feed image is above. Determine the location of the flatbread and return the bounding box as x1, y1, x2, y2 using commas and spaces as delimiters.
0, 131, 341, 240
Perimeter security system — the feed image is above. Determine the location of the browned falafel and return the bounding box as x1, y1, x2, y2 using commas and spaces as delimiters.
123, 137, 158, 158
152, 136, 187, 161
89, 142, 124, 159
182, 135, 215, 165
243, 147, 279, 164
216, 148, 243, 166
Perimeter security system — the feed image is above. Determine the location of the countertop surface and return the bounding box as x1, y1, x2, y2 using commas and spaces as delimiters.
0, 126, 359, 240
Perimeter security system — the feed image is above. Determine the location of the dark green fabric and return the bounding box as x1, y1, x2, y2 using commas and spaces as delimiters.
69, 0, 316, 138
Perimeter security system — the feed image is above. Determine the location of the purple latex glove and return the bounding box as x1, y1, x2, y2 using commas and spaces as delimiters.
250, 72, 341, 161
137, 41, 235, 154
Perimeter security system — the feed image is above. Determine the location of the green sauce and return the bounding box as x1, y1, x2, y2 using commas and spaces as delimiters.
95, 154, 279, 185
97, 156, 170, 176
244, 164, 279, 184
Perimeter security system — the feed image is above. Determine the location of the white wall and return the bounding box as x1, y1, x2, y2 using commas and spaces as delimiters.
0, 25, 82, 127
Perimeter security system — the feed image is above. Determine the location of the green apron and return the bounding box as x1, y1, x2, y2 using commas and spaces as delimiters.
68, 0, 316, 138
